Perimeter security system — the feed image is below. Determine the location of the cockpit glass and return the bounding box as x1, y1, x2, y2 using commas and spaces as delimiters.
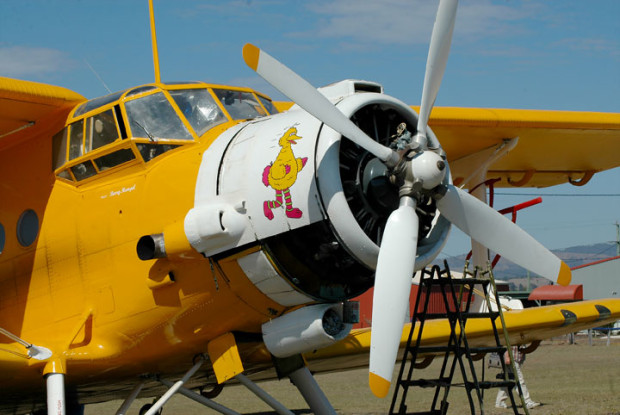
125, 92, 193, 141
86, 109, 119, 152
74, 90, 124, 117
257, 95, 278, 114
169, 89, 227, 136
213, 89, 267, 120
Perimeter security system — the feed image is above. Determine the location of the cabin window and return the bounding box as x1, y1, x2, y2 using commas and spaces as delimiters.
86, 109, 119, 152
69, 119, 85, 160
125, 92, 193, 141
52, 128, 68, 170
136, 143, 181, 163
213, 89, 267, 120
257, 95, 278, 114
71, 160, 97, 181
93, 148, 136, 171
169, 89, 227, 136
17, 210, 39, 247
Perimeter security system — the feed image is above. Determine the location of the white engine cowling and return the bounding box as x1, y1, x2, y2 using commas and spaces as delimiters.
184, 80, 451, 302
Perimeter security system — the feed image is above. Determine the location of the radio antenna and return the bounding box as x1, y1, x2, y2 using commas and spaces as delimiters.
148, 0, 162, 83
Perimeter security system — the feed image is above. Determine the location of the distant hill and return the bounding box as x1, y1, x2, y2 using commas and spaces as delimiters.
433, 242, 618, 291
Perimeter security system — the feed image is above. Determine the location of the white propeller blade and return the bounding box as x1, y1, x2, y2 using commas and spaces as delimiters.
369, 201, 419, 398
416, 0, 458, 138
436, 185, 571, 285
242, 43, 398, 166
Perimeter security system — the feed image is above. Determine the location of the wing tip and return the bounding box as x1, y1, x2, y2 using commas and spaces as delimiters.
557, 261, 572, 286
369, 372, 391, 398
242, 43, 260, 71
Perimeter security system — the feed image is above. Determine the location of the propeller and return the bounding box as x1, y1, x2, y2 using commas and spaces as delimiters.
368, 0, 459, 398
369, 199, 419, 398
436, 185, 572, 285
242, 43, 399, 168
242, 0, 571, 399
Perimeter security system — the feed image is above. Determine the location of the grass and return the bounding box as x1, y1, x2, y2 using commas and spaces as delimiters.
86, 336, 620, 415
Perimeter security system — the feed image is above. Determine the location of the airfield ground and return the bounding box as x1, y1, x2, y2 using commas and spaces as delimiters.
87, 335, 620, 415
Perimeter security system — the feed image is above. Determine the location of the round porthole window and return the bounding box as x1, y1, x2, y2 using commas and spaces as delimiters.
0, 223, 5, 254
17, 210, 39, 247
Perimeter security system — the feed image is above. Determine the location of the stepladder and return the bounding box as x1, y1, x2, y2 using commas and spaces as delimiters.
388, 262, 529, 415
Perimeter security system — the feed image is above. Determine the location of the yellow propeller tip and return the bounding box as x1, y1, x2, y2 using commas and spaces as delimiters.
557, 261, 572, 286
242, 43, 260, 71
369, 372, 391, 398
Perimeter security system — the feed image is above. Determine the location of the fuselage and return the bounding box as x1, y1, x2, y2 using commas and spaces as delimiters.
0, 79, 448, 410
0, 82, 292, 405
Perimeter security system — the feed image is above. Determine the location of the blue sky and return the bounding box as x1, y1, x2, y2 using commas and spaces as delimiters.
1, 0, 619, 256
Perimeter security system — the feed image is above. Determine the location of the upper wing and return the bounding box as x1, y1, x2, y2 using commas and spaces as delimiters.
0, 77, 85, 145
426, 107, 620, 188
302, 298, 620, 373
274, 102, 620, 188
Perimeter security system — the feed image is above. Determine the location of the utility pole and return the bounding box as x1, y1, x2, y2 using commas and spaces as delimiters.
616, 221, 620, 256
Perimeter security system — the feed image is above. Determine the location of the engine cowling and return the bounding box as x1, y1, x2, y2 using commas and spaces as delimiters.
185, 80, 450, 304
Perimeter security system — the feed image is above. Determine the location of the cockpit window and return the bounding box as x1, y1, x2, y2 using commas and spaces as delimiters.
257, 95, 278, 114
73, 90, 125, 117
86, 109, 119, 152
169, 89, 227, 136
125, 92, 193, 141
52, 128, 68, 170
69, 119, 85, 160
213, 89, 267, 120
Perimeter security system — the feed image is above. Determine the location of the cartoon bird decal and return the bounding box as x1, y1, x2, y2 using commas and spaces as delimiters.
262, 126, 308, 220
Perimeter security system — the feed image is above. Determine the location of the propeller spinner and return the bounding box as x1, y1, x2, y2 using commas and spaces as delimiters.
243, 0, 570, 399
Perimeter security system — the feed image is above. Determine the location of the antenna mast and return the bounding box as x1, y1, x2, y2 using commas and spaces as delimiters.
615, 221, 620, 256
148, 0, 162, 83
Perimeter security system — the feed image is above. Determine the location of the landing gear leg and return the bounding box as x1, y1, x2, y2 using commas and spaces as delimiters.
46, 373, 66, 415
288, 367, 337, 415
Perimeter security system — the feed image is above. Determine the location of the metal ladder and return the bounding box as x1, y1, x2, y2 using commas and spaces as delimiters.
388, 262, 527, 415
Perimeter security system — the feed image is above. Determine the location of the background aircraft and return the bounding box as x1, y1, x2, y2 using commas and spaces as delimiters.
1, 1, 619, 414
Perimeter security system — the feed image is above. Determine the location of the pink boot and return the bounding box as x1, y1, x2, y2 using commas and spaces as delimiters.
263, 201, 274, 220
286, 208, 303, 219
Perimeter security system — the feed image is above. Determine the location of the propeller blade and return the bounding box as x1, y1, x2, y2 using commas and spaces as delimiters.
436, 185, 571, 285
242, 43, 398, 166
416, 0, 458, 137
369, 201, 419, 398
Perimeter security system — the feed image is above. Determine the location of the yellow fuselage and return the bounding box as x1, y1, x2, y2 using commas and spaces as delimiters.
0, 82, 286, 398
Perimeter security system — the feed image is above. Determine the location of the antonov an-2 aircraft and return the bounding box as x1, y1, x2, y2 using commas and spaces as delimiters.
1, 1, 619, 414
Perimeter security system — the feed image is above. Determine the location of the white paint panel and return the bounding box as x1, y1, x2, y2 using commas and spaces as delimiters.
237, 250, 313, 306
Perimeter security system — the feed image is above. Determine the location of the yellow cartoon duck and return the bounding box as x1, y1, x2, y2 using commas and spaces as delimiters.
262, 126, 308, 220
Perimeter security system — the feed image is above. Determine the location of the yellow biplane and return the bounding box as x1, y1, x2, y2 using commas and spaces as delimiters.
1, 1, 619, 414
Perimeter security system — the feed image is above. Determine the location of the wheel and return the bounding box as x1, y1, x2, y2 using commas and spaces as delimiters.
139, 403, 162, 415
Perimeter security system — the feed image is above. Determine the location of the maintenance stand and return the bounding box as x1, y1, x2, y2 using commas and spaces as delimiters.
389, 262, 529, 415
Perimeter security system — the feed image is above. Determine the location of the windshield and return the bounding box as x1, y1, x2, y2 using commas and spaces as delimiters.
213, 89, 267, 120
125, 92, 193, 141
258, 95, 278, 114
169, 89, 227, 136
